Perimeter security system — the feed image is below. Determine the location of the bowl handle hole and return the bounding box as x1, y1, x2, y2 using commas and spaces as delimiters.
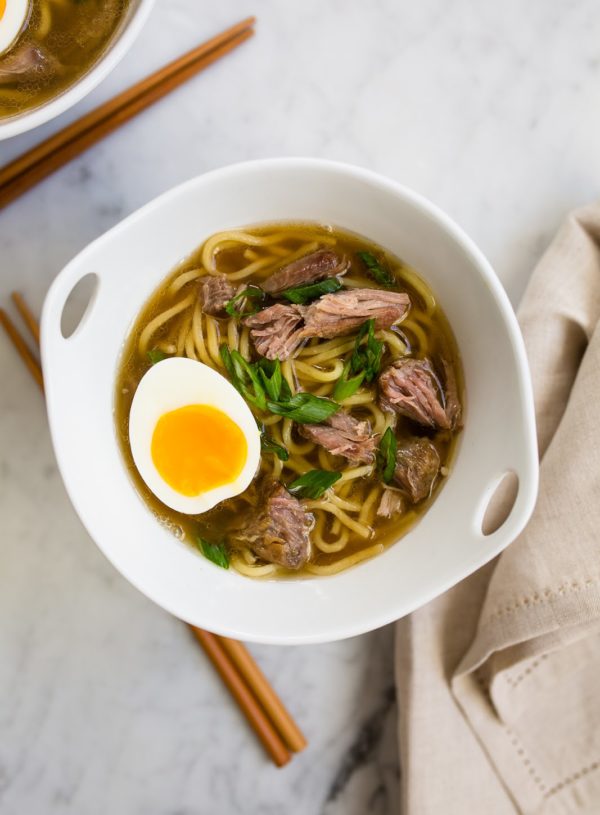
60, 273, 99, 339
481, 470, 520, 536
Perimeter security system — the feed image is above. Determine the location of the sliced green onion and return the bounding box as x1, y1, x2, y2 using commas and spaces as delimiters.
220, 344, 236, 379
257, 358, 283, 402
288, 469, 342, 500
266, 393, 339, 424
231, 350, 267, 411
278, 376, 293, 402
350, 319, 384, 383
357, 251, 394, 287
333, 358, 365, 401
147, 349, 168, 365
224, 285, 264, 317
376, 427, 397, 485
196, 537, 229, 569
260, 432, 289, 461
280, 277, 343, 304
220, 345, 334, 422
333, 319, 383, 401
219, 344, 267, 411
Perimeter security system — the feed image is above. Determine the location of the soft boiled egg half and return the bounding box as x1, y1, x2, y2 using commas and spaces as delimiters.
129, 357, 261, 514
0, 0, 30, 56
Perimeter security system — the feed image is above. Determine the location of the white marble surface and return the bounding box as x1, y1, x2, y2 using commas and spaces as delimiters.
1, 1, 598, 813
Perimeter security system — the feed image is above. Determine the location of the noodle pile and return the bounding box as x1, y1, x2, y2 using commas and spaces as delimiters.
117, 224, 458, 577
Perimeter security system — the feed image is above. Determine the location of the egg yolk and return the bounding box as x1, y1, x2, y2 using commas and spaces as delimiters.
0, 1, 6, 20
151, 404, 248, 497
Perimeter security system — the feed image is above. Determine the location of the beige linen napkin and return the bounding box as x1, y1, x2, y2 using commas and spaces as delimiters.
396, 204, 600, 815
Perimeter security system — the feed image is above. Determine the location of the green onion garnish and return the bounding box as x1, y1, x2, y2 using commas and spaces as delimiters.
288, 469, 342, 500
266, 392, 339, 424
196, 537, 229, 569
280, 277, 343, 305
224, 285, 265, 317
256, 358, 284, 402
260, 433, 289, 461
357, 251, 394, 287
333, 319, 384, 401
376, 427, 397, 485
219, 345, 267, 411
333, 359, 365, 402
147, 349, 168, 365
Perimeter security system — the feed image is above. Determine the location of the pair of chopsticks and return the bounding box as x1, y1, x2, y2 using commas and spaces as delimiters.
0, 16, 256, 210
0, 294, 306, 767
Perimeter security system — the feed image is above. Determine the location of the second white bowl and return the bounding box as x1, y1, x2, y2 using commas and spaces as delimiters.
0, 0, 155, 140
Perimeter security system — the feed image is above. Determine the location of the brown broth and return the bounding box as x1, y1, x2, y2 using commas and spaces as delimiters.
0, 0, 130, 119
114, 223, 464, 577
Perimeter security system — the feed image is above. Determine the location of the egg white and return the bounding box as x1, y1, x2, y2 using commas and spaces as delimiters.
0, 0, 30, 56
128, 357, 261, 515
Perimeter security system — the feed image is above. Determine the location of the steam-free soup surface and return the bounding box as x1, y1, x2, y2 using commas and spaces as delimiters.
115, 223, 464, 578
0, 0, 130, 119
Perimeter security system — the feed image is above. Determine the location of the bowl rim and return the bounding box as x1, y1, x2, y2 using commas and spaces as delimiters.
0, 0, 155, 140
41, 158, 539, 643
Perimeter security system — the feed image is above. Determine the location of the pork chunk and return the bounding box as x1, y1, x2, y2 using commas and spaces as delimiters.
229, 482, 312, 569
379, 358, 450, 429
200, 275, 236, 317
302, 289, 410, 339
244, 303, 307, 360
377, 489, 405, 518
393, 437, 440, 503
262, 250, 349, 295
299, 412, 377, 464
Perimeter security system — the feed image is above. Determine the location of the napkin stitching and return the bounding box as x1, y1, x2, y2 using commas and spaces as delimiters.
503, 655, 548, 688
505, 724, 600, 801
485, 577, 600, 622
543, 760, 600, 800
505, 727, 547, 794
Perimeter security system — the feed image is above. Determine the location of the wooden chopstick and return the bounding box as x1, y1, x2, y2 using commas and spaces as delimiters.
0, 17, 255, 210
0, 308, 44, 391
0, 292, 306, 766
11, 292, 40, 345
190, 628, 291, 767
218, 635, 307, 752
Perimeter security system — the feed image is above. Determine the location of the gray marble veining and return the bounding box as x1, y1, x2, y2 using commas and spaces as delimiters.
1, 0, 599, 812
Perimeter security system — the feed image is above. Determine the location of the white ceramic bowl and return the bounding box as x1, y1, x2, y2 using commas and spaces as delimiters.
41, 158, 538, 644
0, 0, 155, 140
